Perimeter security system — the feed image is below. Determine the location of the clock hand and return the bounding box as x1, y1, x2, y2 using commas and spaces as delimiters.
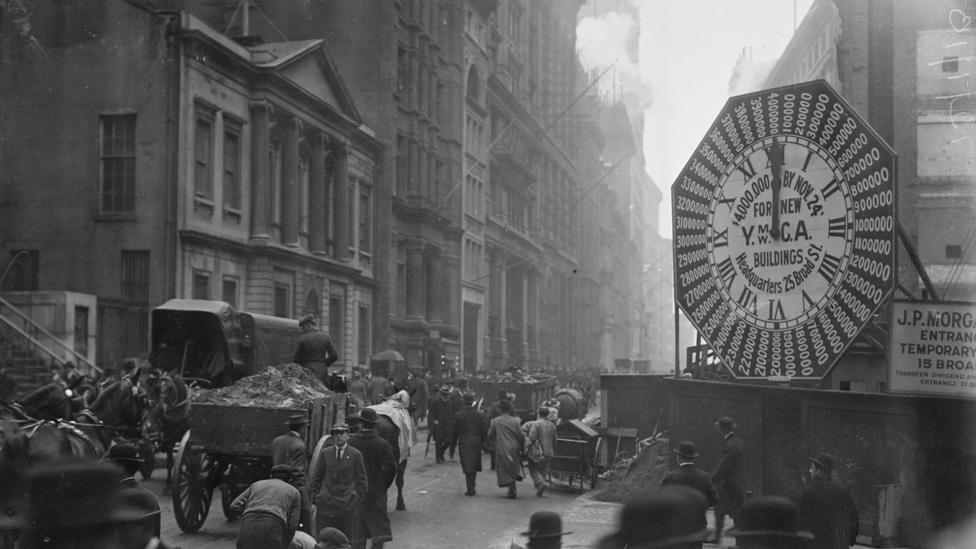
768, 144, 783, 240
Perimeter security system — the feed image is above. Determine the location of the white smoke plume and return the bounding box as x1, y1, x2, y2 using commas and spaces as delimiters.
576, 10, 653, 110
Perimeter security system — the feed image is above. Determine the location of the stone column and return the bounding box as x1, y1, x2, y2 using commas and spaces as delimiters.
443, 253, 460, 327
407, 140, 418, 195
418, 147, 428, 199
521, 270, 529, 353
281, 116, 301, 246
333, 143, 350, 260
406, 241, 425, 318
249, 100, 272, 240
427, 249, 443, 324
308, 132, 327, 254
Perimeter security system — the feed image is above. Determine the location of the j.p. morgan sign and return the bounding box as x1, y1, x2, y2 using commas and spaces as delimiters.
889, 301, 976, 398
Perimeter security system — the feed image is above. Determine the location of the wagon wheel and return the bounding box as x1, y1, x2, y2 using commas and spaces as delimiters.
306, 433, 332, 534
589, 437, 604, 490
172, 430, 215, 533
221, 477, 244, 522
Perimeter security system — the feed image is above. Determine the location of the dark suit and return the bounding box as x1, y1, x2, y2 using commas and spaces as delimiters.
310, 443, 368, 540
427, 395, 455, 462
293, 330, 338, 381
799, 478, 860, 549
453, 406, 488, 494
118, 476, 161, 537
349, 428, 397, 547
712, 431, 745, 532
271, 431, 309, 531
662, 463, 719, 508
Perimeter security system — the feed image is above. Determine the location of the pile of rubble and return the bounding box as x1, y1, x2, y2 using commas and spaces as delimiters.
482, 370, 555, 383
193, 364, 331, 408
594, 434, 670, 503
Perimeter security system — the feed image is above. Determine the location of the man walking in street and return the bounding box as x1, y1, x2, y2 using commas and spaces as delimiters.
487, 400, 524, 499
711, 416, 746, 542
446, 379, 466, 459
347, 408, 397, 549
662, 440, 718, 509
427, 384, 455, 463
272, 413, 311, 533
231, 465, 303, 549
522, 406, 557, 497
798, 452, 860, 549
310, 423, 368, 541
294, 315, 339, 385
452, 391, 488, 496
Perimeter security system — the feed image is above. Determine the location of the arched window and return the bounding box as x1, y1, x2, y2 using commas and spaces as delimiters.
466, 66, 480, 103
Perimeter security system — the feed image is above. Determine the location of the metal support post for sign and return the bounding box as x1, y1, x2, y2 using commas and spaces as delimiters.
897, 221, 940, 301
674, 302, 680, 378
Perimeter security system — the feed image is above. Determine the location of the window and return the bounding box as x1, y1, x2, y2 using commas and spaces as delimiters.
121, 250, 150, 304
946, 245, 963, 259
329, 288, 345, 356
100, 114, 136, 213
274, 283, 291, 318
192, 271, 211, 299
942, 56, 959, 73
194, 108, 215, 200
222, 277, 239, 308
359, 189, 372, 253
396, 134, 407, 197
358, 306, 369, 362
2, 250, 39, 291
223, 127, 241, 210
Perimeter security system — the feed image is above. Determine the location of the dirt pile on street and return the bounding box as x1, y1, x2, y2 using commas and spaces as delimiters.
193, 364, 331, 408
482, 371, 555, 383
594, 437, 670, 502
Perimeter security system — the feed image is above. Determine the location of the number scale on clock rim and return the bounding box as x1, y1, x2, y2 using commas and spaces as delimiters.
671, 79, 897, 381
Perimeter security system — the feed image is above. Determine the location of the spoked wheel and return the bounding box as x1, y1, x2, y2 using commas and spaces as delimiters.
221, 480, 244, 521
172, 430, 215, 533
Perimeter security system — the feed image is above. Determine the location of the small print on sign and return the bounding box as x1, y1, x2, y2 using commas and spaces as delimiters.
889, 301, 976, 398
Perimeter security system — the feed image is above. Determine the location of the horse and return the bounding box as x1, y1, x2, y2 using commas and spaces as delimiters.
141, 369, 189, 488
368, 390, 418, 511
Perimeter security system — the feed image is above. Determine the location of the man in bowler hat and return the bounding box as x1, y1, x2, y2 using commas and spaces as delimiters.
452, 391, 488, 496
513, 511, 571, 549
232, 464, 303, 549
427, 384, 455, 463
798, 452, 859, 549
347, 408, 397, 549
712, 416, 746, 542
596, 485, 710, 549
106, 442, 161, 537
727, 495, 814, 549
273, 413, 312, 533
294, 315, 339, 384
662, 440, 719, 509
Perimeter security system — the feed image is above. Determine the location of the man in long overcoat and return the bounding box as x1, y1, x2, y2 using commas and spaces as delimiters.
427, 385, 455, 463
310, 423, 368, 540
487, 400, 524, 498
798, 452, 859, 549
452, 392, 488, 496
661, 440, 719, 509
347, 409, 397, 549
711, 416, 746, 542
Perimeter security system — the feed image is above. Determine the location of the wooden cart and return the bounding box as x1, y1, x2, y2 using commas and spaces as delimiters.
549, 419, 602, 491
171, 395, 344, 533
480, 377, 558, 422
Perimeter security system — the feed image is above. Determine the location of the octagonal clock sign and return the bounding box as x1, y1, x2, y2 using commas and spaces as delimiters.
672, 80, 896, 380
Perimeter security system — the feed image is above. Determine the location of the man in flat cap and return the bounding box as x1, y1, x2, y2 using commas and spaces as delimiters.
273, 413, 312, 533
662, 440, 718, 509
798, 452, 859, 549
294, 315, 339, 385
310, 423, 368, 541
232, 464, 303, 549
521, 406, 557, 497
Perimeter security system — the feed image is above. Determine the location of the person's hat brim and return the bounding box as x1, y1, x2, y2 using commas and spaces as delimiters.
673, 448, 699, 459
519, 529, 572, 538
726, 528, 815, 540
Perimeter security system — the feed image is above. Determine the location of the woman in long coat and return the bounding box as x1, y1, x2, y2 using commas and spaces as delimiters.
487, 400, 524, 498
452, 392, 488, 496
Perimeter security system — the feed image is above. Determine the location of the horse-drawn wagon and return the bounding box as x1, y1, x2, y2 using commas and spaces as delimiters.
480, 375, 558, 422
172, 384, 344, 533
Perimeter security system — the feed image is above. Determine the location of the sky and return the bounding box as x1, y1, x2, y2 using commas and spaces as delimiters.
577, 0, 816, 238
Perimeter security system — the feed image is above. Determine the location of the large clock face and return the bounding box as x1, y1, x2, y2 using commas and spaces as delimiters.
672, 80, 896, 380
706, 135, 854, 330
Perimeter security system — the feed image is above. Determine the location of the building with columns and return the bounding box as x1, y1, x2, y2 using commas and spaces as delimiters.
0, 3, 381, 369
